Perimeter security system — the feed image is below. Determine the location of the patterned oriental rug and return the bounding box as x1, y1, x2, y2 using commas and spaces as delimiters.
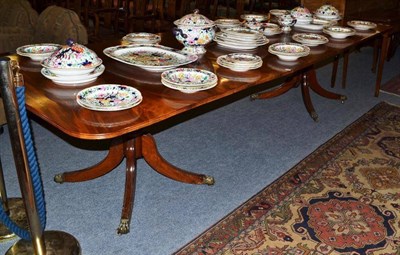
381, 74, 400, 97
175, 102, 400, 255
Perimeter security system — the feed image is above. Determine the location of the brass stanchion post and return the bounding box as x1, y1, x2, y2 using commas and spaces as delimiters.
0, 57, 81, 255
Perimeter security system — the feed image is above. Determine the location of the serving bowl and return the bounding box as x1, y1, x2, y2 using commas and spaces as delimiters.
214, 18, 242, 30
268, 42, 310, 61
260, 22, 282, 36
122, 32, 161, 44
17, 43, 60, 61
41, 41, 102, 76
315, 4, 341, 20
240, 14, 268, 22
173, 9, 215, 54
269, 9, 289, 17
347, 20, 377, 30
323, 26, 356, 39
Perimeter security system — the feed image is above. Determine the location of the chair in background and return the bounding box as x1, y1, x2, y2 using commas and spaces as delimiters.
0, 0, 38, 54
33, 5, 88, 45
127, 0, 174, 33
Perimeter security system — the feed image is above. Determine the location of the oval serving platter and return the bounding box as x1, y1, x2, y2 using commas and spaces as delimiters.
103, 44, 198, 72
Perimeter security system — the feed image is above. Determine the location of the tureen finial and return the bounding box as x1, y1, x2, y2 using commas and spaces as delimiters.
66, 38, 75, 47
193, 9, 199, 14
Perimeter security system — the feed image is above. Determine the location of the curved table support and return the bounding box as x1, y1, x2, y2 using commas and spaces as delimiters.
141, 134, 215, 185
54, 138, 125, 183
250, 75, 300, 100
55, 133, 214, 235
305, 69, 347, 103
251, 67, 347, 121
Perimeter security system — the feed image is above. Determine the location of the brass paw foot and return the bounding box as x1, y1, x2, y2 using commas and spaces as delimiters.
249, 94, 258, 101
117, 219, 130, 235
310, 112, 319, 122
203, 175, 215, 185
340, 95, 347, 103
54, 174, 64, 184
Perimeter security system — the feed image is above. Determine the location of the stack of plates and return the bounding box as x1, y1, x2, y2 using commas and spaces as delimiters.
214, 27, 268, 50
292, 33, 329, 46
122, 32, 161, 44
161, 68, 218, 93
76, 84, 143, 111
41, 65, 105, 85
217, 53, 263, 72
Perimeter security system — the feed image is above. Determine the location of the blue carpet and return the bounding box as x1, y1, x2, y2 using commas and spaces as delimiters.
1, 47, 400, 254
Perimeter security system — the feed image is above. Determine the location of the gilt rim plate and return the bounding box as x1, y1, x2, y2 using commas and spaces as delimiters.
76, 84, 142, 111
103, 44, 198, 71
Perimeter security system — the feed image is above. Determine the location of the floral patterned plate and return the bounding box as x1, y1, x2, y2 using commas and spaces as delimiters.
17, 43, 60, 61
76, 84, 142, 111
347, 20, 377, 31
268, 43, 310, 61
103, 44, 198, 72
292, 33, 329, 46
161, 68, 218, 93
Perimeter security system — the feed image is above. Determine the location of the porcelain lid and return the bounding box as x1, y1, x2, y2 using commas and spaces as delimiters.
315, 4, 340, 16
43, 39, 102, 69
291, 6, 312, 19
174, 9, 214, 28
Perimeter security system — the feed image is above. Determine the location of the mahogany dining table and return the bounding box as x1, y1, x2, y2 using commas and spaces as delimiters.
8, 21, 391, 234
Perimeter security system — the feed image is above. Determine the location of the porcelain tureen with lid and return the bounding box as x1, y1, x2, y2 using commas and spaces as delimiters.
173, 9, 215, 54
41, 39, 102, 76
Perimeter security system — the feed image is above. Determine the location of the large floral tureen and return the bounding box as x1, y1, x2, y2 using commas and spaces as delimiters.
173, 9, 215, 55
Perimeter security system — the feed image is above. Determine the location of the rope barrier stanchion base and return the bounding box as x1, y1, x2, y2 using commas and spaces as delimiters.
0, 198, 28, 241
6, 230, 81, 255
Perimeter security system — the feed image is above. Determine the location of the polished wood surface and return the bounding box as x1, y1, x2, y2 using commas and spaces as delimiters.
10, 22, 391, 234
15, 25, 389, 140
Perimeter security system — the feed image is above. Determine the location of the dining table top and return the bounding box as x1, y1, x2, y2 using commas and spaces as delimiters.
10, 22, 391, 140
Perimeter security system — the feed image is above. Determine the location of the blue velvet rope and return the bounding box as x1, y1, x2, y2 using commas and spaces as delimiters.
0, 86, 46, 240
